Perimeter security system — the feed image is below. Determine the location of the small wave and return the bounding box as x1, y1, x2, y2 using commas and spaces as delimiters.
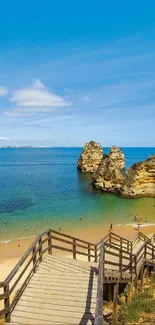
0, 235, 35, 244
1, 240, 11, 243
116, 223, 155, 228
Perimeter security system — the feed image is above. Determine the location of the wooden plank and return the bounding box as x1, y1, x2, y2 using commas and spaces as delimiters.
12, 309, 95, 324
113, 283, 119, 320
25, 286, 97, 297
19, 295, 96, 308
94, 242, 104, 325
21, 289, 97, 302
4, 283, 10, 322
21, 295, 96, 307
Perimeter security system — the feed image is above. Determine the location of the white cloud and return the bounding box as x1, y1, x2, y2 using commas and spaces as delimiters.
0, 136, 10, 140
5, 79, 71, 117
80, 95, 91, 101
0, 87, 8, 96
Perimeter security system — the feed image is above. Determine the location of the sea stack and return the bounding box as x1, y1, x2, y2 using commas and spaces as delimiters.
77, 141, 103, 173
120, 154, 155, 198
92, 146, 125, 193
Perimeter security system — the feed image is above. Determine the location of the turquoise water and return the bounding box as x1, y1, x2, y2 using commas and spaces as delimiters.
0, 147, 155, 241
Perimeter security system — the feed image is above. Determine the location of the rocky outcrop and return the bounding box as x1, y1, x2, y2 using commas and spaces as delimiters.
77, 141, 103, 173
78, 141, 155, 198
120, 154, 155, 198
92, 146, 125, 193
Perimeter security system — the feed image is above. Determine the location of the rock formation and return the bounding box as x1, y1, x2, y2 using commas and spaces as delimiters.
77, 141, 103, 173
120, 154, 155, 198
78, 141, 155, 198
92, 146, 125, 193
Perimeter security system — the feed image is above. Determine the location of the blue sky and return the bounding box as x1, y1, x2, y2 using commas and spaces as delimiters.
0, 0, 155, 147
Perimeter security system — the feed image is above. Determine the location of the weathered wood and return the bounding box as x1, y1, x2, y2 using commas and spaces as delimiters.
4, 283, 10, 323
119, 249, 122, 280
140, 266, 144, 292
73, 239, 76, 260
94, 242, 104, 325
113, 283, 119, 320
1, 227, 155, 323
95, 245, 97, 263
108, 283, 113, 301
51, 229, 95, 246
88, 243, 91, 262
130, 254, 133, 282
39, 237, 43, 262
48, 231, 52, 255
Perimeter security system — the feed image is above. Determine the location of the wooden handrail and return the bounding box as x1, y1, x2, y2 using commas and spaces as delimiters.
0, 227, 155, 323
94, 242, 104, 325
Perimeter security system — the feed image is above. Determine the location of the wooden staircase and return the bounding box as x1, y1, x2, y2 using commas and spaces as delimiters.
0, 229, 155, 325
11, 256, 98, 325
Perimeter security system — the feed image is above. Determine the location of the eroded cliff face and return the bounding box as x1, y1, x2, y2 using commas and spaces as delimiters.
77, 142, 155, 198
77, 141, 103, 173
120, 154, 155, 198
92, 146, 125, 193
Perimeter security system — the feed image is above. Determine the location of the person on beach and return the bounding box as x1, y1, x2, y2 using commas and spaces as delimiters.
145, 217, 148, 223
110, 224, 113, 231
134, 215, 138, 222
79, 215, 83, 220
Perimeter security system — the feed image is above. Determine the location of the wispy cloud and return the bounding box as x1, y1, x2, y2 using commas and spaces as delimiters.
80, 95, 91, 101
0, 87, 8, 96
0, 136, 10, 140
4, 80, 72, 118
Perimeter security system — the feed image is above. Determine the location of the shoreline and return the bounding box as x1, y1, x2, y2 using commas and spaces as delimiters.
1, 222, 155, 244
0, 223, 155, 281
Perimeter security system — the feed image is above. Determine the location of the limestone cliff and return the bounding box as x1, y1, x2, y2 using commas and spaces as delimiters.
92, 146, 125, 193
120, 154, 155, 198
77, 141, 103, 173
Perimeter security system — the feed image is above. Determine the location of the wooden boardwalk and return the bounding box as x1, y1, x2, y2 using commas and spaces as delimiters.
11, 256, 98, 325
0, 229, 154, 325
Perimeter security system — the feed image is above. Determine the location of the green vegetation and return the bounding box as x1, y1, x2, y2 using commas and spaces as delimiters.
116, 281, 155, 324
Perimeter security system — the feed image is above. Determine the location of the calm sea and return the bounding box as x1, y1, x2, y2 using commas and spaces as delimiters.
0, 147, 155, 241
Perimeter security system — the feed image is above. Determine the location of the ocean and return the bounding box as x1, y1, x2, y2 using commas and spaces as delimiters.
0, 147, 155, 241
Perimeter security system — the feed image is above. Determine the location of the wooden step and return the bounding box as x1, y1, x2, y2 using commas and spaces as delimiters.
12, 309, 95, 324
18, 297, 96, 312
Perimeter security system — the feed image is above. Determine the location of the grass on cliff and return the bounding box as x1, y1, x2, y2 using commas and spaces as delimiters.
116, 280, 155, 325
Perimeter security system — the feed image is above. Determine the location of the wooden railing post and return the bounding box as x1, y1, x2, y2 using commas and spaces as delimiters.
109, 231, 111, 244
144, 242, 147, 259
32, 245, 37, 273
88, 243, 91, 262
4, 283, 11, 323
73, 239, 76, 259
113, 283, 119, 321
140, 265, 144, 292
95, 245, 97, 263
94, 242, 104, 325
152, 245, 154, 260
39, 237, 43, 262
130, 254, 133, 282
119, 248, 122, 280
131, 242, 133, 253
48, 230, 52, 255
134, 255, 137, 275
103, 243, 105, 280
127, 241, 129, 253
